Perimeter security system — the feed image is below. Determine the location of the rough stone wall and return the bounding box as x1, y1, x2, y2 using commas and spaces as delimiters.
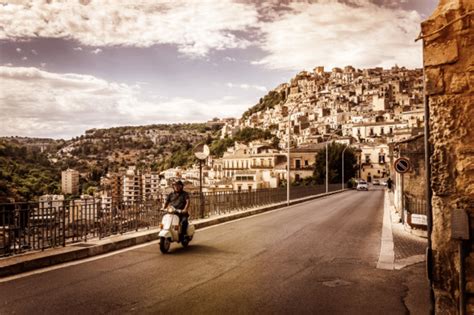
422, 0, 474, 313
397, 135, 426, 200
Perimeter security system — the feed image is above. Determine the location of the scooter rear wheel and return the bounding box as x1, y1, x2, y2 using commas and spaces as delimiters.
160, 237, 170, 253
181, 237, 190, 248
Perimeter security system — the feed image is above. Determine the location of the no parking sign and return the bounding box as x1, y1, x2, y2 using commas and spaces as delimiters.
394, 157, 411, 174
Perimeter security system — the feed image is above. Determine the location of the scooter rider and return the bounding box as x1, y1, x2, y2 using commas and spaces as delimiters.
164, 180, 190, 240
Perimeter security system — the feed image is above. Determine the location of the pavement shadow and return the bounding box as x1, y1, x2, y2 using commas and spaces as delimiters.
168, 244, 227, 256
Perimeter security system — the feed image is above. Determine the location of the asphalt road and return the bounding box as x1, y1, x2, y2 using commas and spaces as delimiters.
0, 188, 425, 314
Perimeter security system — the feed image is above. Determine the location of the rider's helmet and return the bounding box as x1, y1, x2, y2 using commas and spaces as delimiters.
172, 180, 184, 187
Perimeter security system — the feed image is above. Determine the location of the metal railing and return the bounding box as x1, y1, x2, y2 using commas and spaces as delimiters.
0, 184, 342, 257
404, 195, 427, 215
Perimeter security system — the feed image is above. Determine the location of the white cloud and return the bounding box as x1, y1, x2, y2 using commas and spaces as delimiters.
40, 62, 46, 67
0, 67, 250, 138
21, 56, 28, 61
0, 0, 258, 57
15, 48, 21, 53
226, 82, 267, 92
256, 0, 423, 70
31, 49, 38, 55
224, 56, 237, 62
73, 47, 83, 51
90, 48, 103, 55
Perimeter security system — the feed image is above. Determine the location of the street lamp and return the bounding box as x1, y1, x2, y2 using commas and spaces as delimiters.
286, 106, 299, 206
325, 129, 341, 193
342, 145, 348, 190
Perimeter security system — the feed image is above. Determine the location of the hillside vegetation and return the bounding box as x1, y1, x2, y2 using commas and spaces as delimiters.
241, 90, 286, 120
1, 123, 277, 201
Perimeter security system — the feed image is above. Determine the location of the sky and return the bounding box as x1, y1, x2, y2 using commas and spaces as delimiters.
0, 0, 438, 139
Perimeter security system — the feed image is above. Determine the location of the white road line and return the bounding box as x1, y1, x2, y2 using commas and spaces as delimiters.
0, 191, 350, 283
376, 190, 395, 270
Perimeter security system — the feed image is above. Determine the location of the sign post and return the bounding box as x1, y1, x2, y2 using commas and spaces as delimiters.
394, 157, 412, 225
194, 144, 210, 219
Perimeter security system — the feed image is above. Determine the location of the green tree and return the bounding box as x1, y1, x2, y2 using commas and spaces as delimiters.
234, 127, 273, 144
313, 143, 357, 185
209, 137, 234, 157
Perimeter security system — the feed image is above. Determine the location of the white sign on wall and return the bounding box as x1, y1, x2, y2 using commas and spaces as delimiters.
411, 214, 427, 226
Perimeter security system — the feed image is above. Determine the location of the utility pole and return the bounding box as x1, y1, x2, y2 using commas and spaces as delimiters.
342, 146, 348, 190
287, 111, 291, 206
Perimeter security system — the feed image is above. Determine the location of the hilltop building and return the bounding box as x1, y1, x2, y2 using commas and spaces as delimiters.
61, 169, 80, 195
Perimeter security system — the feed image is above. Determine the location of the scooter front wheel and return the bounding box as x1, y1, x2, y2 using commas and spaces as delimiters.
160, 237, 170, 253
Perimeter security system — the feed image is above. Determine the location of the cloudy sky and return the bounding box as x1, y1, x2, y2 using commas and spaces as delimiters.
0, 0, 438, 139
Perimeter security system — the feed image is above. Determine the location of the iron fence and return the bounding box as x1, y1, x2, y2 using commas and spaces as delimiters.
0, 184, 342, 257
404, 195, 427, 215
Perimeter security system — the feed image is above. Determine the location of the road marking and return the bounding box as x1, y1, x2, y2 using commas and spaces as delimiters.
376, 190, 395, 270
0, 191, 352, 283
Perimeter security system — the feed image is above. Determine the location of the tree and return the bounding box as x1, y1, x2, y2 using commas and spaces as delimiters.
313, 143, 357, 185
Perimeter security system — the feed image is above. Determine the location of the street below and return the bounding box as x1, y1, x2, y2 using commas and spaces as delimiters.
0, 188, 429, 314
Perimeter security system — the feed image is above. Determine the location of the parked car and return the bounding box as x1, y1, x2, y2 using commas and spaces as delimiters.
373, 179, 380, 185
357, 180, 369, 191
380, 179, 388, 186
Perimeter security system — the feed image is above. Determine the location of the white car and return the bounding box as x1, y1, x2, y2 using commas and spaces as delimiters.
357, 180, 369, 191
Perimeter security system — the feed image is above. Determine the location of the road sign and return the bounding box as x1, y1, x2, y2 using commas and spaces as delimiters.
411, 214, 427, 226
394, 157, 411, 174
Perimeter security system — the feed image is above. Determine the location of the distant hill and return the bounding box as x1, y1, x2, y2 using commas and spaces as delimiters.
0, 123, 220, 201
0, 139, 61, 202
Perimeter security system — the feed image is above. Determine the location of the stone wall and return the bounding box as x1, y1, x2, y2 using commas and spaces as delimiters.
422, 0, 474, 313
390, 135, 427, 230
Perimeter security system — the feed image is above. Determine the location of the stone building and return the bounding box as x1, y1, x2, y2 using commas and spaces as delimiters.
61, 169, 80, 195
422, 0, 473, 313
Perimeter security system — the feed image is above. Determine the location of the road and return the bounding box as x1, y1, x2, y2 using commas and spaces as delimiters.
0, 188, 427, 314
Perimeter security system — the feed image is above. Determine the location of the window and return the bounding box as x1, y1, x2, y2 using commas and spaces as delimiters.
295, 159, 301, 169
379, 154, 385, 164
304, 160, 309, 166
365, 154, 371, 163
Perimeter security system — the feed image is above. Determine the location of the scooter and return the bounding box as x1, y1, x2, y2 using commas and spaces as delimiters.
158, 206, 195, 254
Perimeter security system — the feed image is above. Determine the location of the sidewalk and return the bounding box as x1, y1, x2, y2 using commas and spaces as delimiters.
0, 189, 346, 278
378, 189, 430, 315
377, 190, 427, 270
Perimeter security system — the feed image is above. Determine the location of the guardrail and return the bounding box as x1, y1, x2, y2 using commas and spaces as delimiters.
0, 184, 342, 257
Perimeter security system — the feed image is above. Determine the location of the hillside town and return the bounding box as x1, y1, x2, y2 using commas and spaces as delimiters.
42, 65, 425, 210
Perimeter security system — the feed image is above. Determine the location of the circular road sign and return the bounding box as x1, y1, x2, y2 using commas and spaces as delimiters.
194, 144, 210, 160
394, 157, 411, 174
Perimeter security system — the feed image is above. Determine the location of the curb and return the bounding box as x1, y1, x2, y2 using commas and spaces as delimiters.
0, 189, 347, 278
376, 190, 395, 270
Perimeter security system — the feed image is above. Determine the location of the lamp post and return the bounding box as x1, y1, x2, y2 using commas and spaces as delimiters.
326, 141, 328, 193
287, 106, 299, 206
342, 145, 348, 190
325, 128, 342, 193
